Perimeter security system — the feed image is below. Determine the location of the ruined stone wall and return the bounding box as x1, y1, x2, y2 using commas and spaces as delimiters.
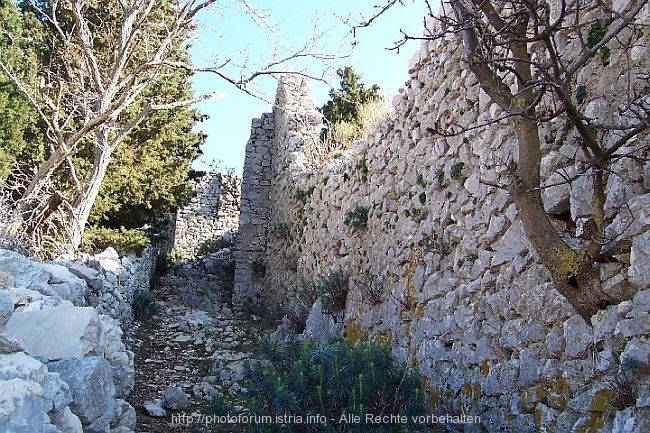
233, 113, 275, 306
234, 6, 650, 432
173, 172, 241, 256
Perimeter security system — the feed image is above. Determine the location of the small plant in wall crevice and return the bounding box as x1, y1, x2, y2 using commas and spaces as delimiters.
344, 205, 369, 229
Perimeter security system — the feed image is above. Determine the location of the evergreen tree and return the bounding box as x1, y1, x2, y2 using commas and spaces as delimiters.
321, 66, 381, 126
0, 0, 46, 181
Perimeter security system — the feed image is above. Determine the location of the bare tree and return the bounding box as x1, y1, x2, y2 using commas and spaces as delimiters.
356, 0, 649, 319
0, 0, 336, 256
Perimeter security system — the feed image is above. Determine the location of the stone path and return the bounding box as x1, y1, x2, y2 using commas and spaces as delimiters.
126, 271, 265, 433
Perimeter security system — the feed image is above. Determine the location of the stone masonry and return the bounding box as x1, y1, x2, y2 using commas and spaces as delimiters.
234, 3, 650, 432
173, 172, 240, 257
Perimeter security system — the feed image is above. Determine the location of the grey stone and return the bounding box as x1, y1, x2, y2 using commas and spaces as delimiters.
53, 406, 84, 433
143, 401, 166, 417
491, 221, 528, 266
300, 298, 344, 342
564, 314, 593, 359
111, 400, 136, 430
48, 357, 116, 433
0, 332, 26, 353
542, 171, 571, 214
0, 290, 13, 327
162, 386, 190, 410
570, 170, 594, 220
630, 232, 650, 289
0, 352, 72, 433
0, 252, 86, 305
4, 306, 102, 360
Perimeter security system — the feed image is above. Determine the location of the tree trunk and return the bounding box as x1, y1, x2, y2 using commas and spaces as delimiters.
66, 142, 113, 250
510, 116, 617, 321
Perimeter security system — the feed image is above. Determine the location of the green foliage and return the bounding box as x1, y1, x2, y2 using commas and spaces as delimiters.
294, 186, 316, 204
321, 66, 381, 125
587, 20, 607, 48
82, 226, 149, 256
132, 289, 159, 321
0, 0, 47, 181
416, 173, 427, 188
344, 205, 369, 229
244, 340, 432, 433
319, 268, 349, 313
155, 247, 190, 275
356, 158, 369, 181
576, 85, 588, 104
450, 162, 465, 180
418, 192, 427, 205
196, 233, 234, 256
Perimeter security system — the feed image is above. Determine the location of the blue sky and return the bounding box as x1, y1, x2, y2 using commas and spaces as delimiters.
189, 1, 433, 174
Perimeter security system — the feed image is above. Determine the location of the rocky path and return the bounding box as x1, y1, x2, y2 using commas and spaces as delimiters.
126, 270, 265, 433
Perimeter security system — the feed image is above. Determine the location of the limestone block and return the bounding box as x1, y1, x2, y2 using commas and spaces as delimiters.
0, 352, 74, 433
48, 357, 116, 433
53, 406, 84, 433
491, 221, 528, 267
4, 306, 102, 360
300, 298, 344, 343
563, 314, 593, 359
111, 399, 136, 431
0, 250, 86, 305
570, 171, 594, 220
0, 290, 13, 327
162, 386, 190, 410
630, 232, 650, 289
542, 171, 571, 214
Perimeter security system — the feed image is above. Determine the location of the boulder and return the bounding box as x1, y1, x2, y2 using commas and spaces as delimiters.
0, 352, 75, 433
4, 306, 102, 360
300, 298, 344, 342
48, 357, 116, 433
162, 385, 190, 410
630, 232, 650, 289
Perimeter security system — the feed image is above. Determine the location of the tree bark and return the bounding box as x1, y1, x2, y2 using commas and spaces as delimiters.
67, 140, 114, 250
510, 116, 616, 321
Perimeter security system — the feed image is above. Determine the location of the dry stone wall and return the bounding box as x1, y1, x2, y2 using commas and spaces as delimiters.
173, 172, 241, 256
234, 5, 650, 433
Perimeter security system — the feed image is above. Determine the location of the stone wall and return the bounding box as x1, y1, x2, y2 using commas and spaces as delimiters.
173, 172, 241, 256
0, 249, 138, 433
234, 5, 650, 433
233, 113, 275, 306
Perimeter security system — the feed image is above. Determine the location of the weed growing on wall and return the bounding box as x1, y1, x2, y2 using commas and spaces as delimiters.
196, 233, 235, 256
344, 205, 369, 229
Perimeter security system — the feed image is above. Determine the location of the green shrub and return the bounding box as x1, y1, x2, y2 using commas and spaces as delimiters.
319, 268, 349, 313
83, 226, 149, 256
344, 205, 369, 229
294, 186, 315, 204
244, 340, 433, 432
132, 289, 158, 321
450, 162, 465, 180
196, 233, 234, 256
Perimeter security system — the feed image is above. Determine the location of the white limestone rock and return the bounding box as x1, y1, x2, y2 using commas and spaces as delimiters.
0, 250, 86, 306
300, 298, 344, 343
4, 306, 102, 360
630, 232, 650, 289
48, 357, 117, 433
